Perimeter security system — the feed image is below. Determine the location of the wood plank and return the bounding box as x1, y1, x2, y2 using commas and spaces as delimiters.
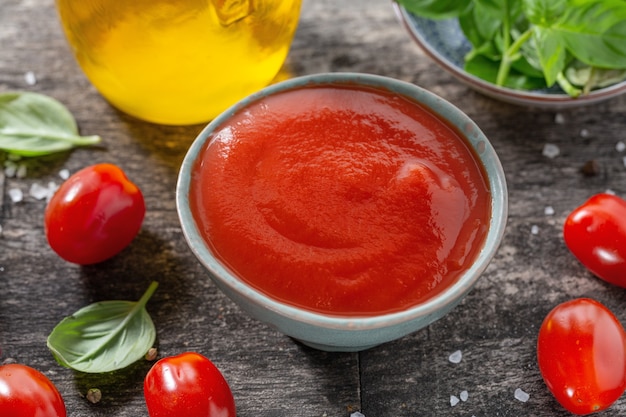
1, 0, 626, 416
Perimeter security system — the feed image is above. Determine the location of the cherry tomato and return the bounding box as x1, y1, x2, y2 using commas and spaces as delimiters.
563, 193, 626, 287
44, 163, 145, 265
537, 298, 626, 415
144, 352, 236, 417
0, 363, 67, 417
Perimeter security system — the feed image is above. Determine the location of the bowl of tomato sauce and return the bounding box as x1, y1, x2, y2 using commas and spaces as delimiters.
177, 72, 507, 352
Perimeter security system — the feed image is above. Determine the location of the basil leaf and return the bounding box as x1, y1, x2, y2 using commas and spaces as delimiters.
460, 3, 502, 50
47, 281, 158, 373
396, 0, 472, 19
0, 92, 101, 157
531, 26, 567, 86
550, 0, 626, 69
522, 0, 566, 26
476, 0, 523, 22
404, 0, 626, 96
465, 54, 547, 90
565, 62, 626, 89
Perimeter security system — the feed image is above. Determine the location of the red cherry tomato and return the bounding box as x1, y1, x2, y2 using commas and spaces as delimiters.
0, 363, 67, 417
44, 163, 145, 265
144, 352, 236, 417
564, 193, 626, 287
537, 298, 626, 415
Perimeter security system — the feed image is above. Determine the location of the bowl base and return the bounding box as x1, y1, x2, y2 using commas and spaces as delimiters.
295, 338, 380, 352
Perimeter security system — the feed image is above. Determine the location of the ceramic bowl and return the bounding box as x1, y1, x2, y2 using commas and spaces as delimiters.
393, 3, 626, 108
176, 73, 508, 352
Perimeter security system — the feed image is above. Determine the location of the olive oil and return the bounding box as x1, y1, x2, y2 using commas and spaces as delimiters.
55, 0, 301, 124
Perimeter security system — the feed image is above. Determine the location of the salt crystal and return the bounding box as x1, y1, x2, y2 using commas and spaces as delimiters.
617, 141, 626, 152
460, 390, 469, 402
47, 181, 59, 200
514, 388, 530, 402
544, 206, 555, 216
450, 395, 460, 407
580, 128, 590, 138
542, 143, 560, 159
59, 169, 70, 180
29, 183, 50, 200
448, 350, 462, 364
554, 113, 565, 124
350, 413, 365, 417
8, 188, 23, 203
531, 225, 540, 235
24, 71, 37, 85
4, 163, 16, 178
16, 164, 27, 179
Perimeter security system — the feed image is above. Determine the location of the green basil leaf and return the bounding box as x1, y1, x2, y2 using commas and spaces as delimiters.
522, 0, 567, 26
531, 26, 567, 86
465, 53, 547, 90
476, 0, 523, 21
459, 3, 502, 49
396, 0, 472, 19
0, 92, 101, 157
551, 0, 626, 69
47, 281, 158, 373
565, 61, 626, 89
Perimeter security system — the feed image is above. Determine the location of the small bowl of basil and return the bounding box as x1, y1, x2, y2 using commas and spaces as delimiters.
393, 0, 626, 108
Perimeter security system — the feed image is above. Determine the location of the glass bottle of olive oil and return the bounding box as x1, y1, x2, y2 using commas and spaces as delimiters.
55, 0, 301, 125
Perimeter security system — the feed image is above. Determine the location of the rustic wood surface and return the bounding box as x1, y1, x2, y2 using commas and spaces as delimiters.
2, 0, 626, 416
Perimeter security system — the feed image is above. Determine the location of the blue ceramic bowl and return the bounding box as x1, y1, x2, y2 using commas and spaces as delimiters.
176, 73, 508, 352
394, 3, 626, 108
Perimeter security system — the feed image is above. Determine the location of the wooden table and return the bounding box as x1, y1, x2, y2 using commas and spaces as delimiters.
2, 1, 626, 416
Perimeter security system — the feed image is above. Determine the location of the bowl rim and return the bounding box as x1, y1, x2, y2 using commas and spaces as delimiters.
393, 2, 626, 107
176, 72, 508, 330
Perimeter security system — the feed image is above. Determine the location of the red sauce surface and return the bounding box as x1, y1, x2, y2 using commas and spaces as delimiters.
190, 85, 491, 316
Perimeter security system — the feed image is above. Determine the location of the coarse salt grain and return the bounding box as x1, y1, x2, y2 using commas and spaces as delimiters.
350, 412, 365, 417
29, 183, 50, 200
514, 388, 530, 402
450, 395, 460, 407
59, 169, 70, 180
8, 188, 23, 203
554, 113, 565, 124
16, 164, 27, 179
531, 225, 539, 235
542, 143, 560, 159
448, 350, 462, 364
24, 71, 37, 85
47, 181, 59, 199
28, 182, 58, 201
4, 163, 17, 178
580, 128, 590, 138
460, 390, 469, 402
617, 141, 626, 152
544, 206, 555, 216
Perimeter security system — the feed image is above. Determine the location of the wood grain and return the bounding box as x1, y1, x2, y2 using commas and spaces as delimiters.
2, 0, 626, 416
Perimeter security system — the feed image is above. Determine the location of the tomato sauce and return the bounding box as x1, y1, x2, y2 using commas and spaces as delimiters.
190, 84, 491, 316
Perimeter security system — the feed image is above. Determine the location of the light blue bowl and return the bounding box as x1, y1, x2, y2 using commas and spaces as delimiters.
176, 73, 508, 352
